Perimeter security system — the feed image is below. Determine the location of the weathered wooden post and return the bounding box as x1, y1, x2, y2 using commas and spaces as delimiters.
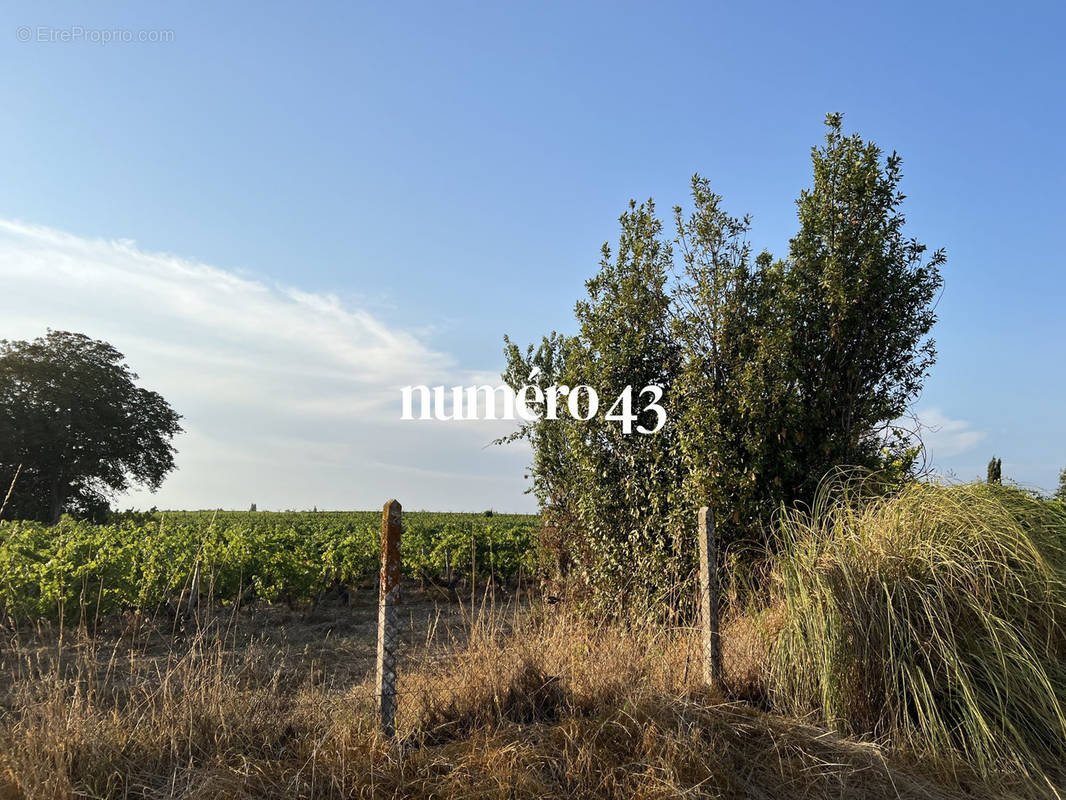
377, 498, 402, 736
698, 506, 723, 690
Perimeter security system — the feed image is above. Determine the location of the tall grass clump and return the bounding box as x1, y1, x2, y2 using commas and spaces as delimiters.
766, 479, 1066, 780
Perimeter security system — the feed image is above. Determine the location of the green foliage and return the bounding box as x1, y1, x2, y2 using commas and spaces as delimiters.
501, 332, 579, 522
0, 331, 182, 523
987, 455, 1003, 485
0, 510, 538, 623
505, 201, 686, 615
678, 114, 944, 550
505, 115, 945, 606
671, 181, 794, 549
781, 114, 944, 495
767, 480, 1066, 778
1058, 467, 1066, 500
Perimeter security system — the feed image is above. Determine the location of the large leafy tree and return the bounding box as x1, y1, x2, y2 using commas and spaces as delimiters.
0, 331, 182, 523
676, 115, 943, 552
671, 179, 796, 550
565, 200, 684, 610
506, 115, 945, 606
505, 201, 684, 612
781, 113, 944, 498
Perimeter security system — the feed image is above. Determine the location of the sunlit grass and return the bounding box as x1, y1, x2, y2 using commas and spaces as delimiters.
766, 479, 1066, 781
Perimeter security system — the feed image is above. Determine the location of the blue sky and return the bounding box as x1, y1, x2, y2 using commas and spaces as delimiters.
1, 1, 1063, 510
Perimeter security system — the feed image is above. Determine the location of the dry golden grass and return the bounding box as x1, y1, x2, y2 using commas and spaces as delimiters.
766, 482, 1066, 783
0, 594, 1048, 800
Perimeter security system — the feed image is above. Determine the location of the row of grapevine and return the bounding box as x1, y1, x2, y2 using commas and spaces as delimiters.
0, 511, 540, 623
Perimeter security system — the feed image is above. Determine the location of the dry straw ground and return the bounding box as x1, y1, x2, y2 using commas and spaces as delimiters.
0, 591, 1049, 800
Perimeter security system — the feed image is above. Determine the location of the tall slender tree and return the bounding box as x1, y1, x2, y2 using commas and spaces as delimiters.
987, 456, 1003, 485
782, 113, 945, 499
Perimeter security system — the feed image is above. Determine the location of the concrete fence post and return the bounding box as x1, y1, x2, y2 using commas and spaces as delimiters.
377, 498, 402, 736
698, 506, 723, 690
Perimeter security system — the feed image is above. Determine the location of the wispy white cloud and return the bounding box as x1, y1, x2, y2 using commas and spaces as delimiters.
0, 219, 532, 512
910, 407, 986, 459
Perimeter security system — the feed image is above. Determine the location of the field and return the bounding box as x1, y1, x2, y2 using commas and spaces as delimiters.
0, 586, 1015, 800
0, 510, 539, 623
2, 489, 1066, 799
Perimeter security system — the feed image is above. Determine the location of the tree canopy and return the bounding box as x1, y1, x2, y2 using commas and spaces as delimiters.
0, 331, 182, 523
503, 114, 945, 609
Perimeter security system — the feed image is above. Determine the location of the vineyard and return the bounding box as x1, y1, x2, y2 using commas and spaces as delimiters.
0, 510, 540, 623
